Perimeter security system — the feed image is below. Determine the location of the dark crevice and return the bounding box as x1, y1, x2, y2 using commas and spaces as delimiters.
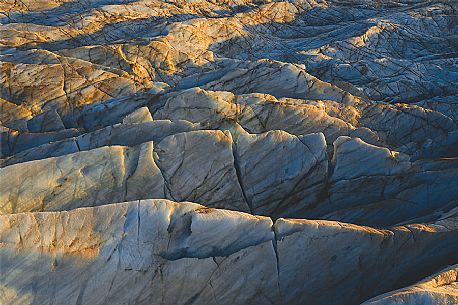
231, 138, 254, 214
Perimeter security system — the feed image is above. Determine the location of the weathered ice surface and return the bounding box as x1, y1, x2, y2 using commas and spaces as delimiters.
321, 137, 458, 226
1, 0, 457, 304
234, 131, 328, 216
362, 265, 458, 305
274, 216, 458, 305
0, 119, 201, 166
0, 200, 279, 305
155, 130, 249, 212
1, 199, 457, 305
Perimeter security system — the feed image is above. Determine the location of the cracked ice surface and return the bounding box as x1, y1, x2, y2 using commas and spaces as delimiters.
0, 1, 457, 304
